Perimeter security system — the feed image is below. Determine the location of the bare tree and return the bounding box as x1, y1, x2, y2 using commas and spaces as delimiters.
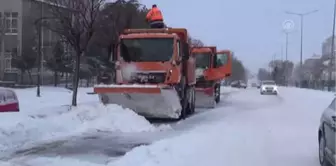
42, 0, 105, 106
311, 58, 325, 82
94, 0, 143, 61
188, 36, 204, 47
257, 68, 271, 81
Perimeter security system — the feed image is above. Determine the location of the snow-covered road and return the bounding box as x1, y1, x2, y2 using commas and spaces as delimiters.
111, 87, 334, 166
0, 86, 334, 166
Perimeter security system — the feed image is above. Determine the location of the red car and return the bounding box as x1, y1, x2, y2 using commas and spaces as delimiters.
0, 88, 20, 112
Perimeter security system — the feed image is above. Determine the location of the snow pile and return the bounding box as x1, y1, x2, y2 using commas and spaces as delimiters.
0, 87, 159, 152
155, 124, 173, 131
0, 103, 156, 151
72, 104, 157, 133
2, 157, 104, 166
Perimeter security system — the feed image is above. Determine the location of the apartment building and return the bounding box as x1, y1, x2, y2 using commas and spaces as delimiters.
0, 0, 59, 80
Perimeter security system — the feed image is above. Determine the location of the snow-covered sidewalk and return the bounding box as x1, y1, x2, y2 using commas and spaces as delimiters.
0, 87, 161, 156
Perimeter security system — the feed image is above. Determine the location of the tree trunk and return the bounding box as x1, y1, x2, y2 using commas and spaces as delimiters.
54, 71, 58, 87
28, 70, 33, 85
65, 72, 68, 88
86, 77, 90, 87
71, 51, 81, 106
20, 70, 24, 84
107, 44, 113, 61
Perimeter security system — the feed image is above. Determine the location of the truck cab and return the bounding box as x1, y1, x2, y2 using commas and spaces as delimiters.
191, 47, 232, 107
94, 28, 196, 120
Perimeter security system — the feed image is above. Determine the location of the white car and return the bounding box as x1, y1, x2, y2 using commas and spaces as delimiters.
260, 80, 278, 95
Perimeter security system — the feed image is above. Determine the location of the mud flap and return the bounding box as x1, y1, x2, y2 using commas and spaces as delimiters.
94, 85, 182, 119
195, 87, 216, 108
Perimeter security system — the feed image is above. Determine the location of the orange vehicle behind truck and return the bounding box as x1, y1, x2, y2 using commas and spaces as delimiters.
192, 47, 232, 108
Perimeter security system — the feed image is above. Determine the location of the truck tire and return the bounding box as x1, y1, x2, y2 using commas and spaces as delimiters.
178, 77, 188, 120
187, 86, 196, 115
215, 84, 220, 103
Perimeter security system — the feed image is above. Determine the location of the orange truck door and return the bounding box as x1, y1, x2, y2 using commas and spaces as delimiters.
203, 50, 232, 81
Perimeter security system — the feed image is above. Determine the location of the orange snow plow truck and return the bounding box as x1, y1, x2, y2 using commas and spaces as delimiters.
192, 47, 232, 108
94, 28, 196, 120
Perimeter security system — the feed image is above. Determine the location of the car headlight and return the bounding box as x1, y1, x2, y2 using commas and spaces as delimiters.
273, 86, 278, 91
261, 86, 266, 90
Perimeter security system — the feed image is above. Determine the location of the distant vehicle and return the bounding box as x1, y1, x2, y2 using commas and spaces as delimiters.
240, 82, 247, 89
318, 97, 335, 166
257, 82, 261, 89
231, 80, 247, 89
251, 83, 257, 87
260, 80, 278, 95
0, 88, 20, 112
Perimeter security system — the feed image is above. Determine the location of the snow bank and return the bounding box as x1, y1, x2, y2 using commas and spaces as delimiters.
0, 87, 158, 152
0, 104, 156, 151
94, 84, 162, 88
3, 156, 104, 166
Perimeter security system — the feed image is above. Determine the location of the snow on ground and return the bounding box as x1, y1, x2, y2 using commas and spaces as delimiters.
0, 87, 159, 153
1, 86, 334, 166
109, 87, 334, 166
221, 86, 240, 94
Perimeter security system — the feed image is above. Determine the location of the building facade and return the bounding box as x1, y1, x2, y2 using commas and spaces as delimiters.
0, 0, 59, 80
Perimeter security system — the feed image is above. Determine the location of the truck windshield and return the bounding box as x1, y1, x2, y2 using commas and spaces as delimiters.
195, 53, 211, 69
216, 53, 228, 66
120, 38, 174, 62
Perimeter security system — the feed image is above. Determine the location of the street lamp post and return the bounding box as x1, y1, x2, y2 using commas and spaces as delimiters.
282, 20, 294, 86
284, 31, 289, 85
328, 0, 336, 92
36, 2, 43, 97
286, 9, 318, 87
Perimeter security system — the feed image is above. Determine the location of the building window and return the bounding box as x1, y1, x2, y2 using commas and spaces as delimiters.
4, 52, 12, 70
5, 58, 11, 69
3, 12, 18, 34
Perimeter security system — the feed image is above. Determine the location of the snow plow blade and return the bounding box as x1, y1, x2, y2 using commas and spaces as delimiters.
195, 88, 216, 108
94, 85, 182, 119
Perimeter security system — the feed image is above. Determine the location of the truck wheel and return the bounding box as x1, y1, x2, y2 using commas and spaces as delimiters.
188, 86, 196, 115
178, 77, 188, 120
179, 92, 188, 120
100, 94, 109, 104
215, 85, 220, 103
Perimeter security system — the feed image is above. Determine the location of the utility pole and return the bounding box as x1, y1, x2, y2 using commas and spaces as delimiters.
286, 10, 318, 87
282, 19, 294, 86
281, 45, 284, 61
328, 0, 336, 91
36, 1, 42, 97
284, 31, 289, 86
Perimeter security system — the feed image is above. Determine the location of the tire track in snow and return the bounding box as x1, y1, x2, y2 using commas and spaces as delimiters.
0, 131, 151, 163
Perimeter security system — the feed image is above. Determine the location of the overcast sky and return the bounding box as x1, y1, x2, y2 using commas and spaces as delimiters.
114, 0, 334, 73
